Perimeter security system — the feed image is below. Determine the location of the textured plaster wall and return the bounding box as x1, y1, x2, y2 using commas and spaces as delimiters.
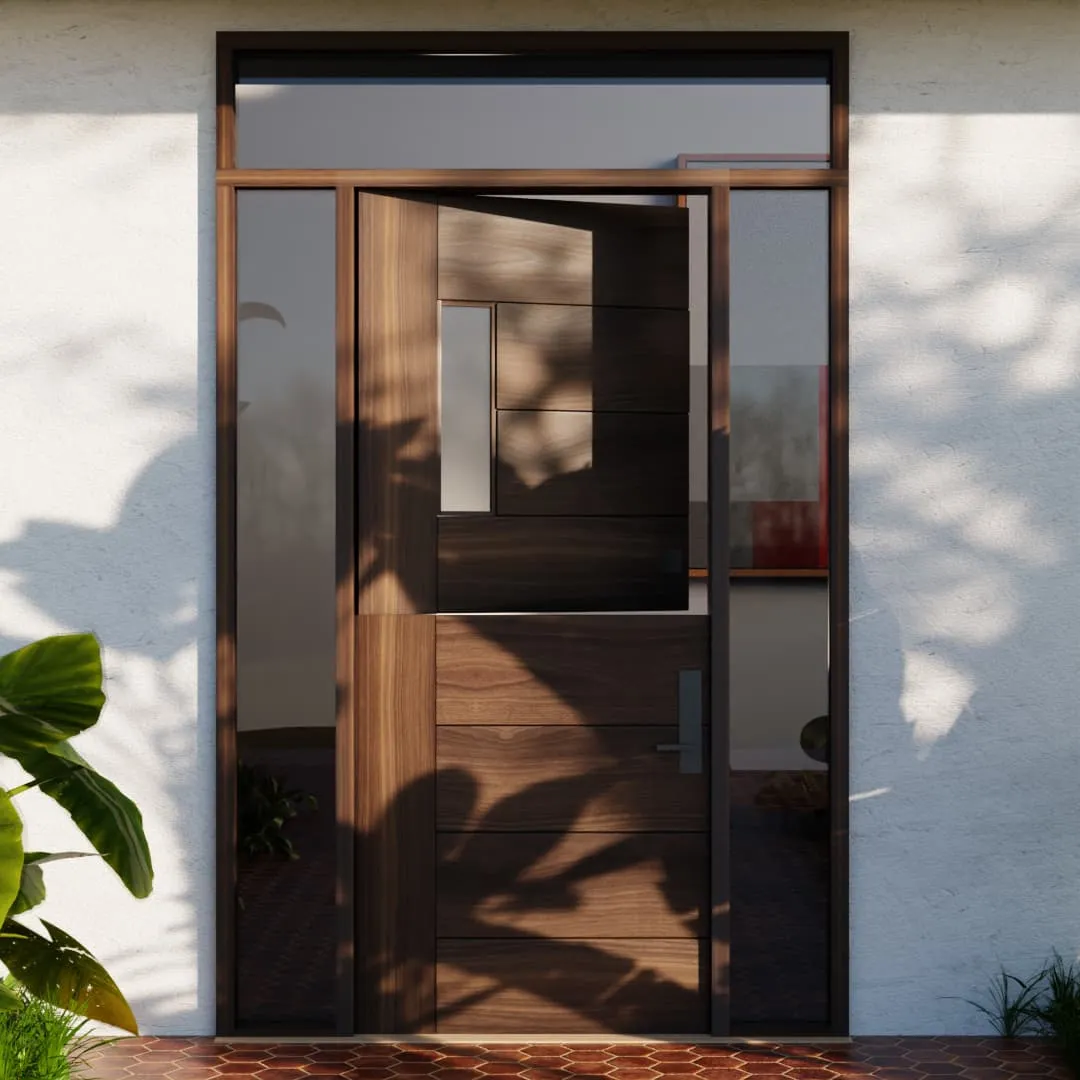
1, 0, 1079, 1037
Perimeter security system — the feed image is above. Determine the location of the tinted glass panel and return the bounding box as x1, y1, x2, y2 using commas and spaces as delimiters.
235, 189, 337, 1029
236, 79, 829, 169
729, 190, 829, 571
686, 194, 709, 569
728, 190, 831, 1029
440, 304, 492, 513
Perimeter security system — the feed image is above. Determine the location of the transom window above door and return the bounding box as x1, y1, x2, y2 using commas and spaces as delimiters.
234, 51, 832, 171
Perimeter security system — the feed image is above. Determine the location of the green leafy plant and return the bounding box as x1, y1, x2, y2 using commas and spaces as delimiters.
959, 967, 1045, 1038
0, 980, 117, 1079
1031, 955, 1080, 1075
964, 955, 1080, 1075
237, 760, 316, 860
0, 633, 153, 1035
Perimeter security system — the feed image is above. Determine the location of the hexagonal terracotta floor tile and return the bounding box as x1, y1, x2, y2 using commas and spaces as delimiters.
81, 1037, 1074, 1079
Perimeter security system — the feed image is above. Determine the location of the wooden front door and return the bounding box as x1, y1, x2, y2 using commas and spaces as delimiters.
355, 192, 712, 1035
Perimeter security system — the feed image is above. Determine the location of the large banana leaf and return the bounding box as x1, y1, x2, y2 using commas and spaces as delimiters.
9, 860, 44, 917
0, 793, 23, 925
0, 917, 137, 1033
11, 743, 152, 898
9, 852, 93, 917
0, 635, 104, 754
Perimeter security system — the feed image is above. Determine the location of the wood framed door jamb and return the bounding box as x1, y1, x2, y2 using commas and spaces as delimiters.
216, 166, 848, 1039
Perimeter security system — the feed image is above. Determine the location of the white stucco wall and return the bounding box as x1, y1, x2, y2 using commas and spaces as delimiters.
1, 0, 1079, 1037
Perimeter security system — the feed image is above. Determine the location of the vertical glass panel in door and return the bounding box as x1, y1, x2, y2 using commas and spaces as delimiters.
728, 189, 831, 1029
440, 304, 492, 513
235, 190, 337, 1030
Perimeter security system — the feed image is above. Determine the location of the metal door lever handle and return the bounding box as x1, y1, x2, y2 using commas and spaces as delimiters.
654, 669, 703, 774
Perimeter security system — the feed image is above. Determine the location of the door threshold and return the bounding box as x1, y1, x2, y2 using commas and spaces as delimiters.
219, 1034, 854, 1045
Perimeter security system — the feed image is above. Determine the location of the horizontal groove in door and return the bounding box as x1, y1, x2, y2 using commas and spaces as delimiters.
437, 516, 688, 612
496, 411, 688, 516
436, 614, 707, 725
436, 938, 707, 1034
496, 303, 689, 412
437, 831, 707, 937
436, 726, 707, 832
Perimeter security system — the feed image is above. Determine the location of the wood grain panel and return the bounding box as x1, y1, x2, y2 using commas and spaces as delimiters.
214, 181, 238, 1035
496, 304, 689, 412
437, 938, 707, 1033
436, 615, 707, 725
437, 832, 706, 937
355, 613, 436, 1032
437, 516, 688, 612
357, 193, 438, 614
496, 410, 688, 516
436, 726, 706, 832
829, 179, 851, 1036
439, 199, 687, 309
222, 167, 848, 190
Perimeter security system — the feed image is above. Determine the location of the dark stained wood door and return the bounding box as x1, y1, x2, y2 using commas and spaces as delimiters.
355, 193, 710, 1035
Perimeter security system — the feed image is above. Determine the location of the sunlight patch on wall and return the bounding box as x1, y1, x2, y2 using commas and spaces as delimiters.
900, 649, 974, 751
1010, 298, 1080, 394
970, 277, 1043, 350
850, 786, 891, 803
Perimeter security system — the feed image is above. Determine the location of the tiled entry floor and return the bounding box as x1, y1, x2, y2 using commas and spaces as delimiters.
83, 1039, 1068, 1079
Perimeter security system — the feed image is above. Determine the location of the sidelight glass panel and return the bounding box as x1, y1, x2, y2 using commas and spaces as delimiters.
440, 304, 493, 512
729, 190, 829, 571
728, 189, 831, 1029
686, 194, 709, 570
235, 189, 337, 1030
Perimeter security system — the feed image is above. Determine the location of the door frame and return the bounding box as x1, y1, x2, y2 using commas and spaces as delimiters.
215, 32, 849, 1039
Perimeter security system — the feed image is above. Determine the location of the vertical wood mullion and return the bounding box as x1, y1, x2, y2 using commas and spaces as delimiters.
707, 184, 732, 1037
215, 36, 237, 171
214, 182, 238, 1036
828, 181, 851, 1036
489, 302, 498, 515
335, 185, 358, 1035
829, 37, 850, 172
828, 33, 851, 1034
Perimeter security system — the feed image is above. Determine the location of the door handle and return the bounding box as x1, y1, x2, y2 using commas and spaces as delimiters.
655, 669, 703, 774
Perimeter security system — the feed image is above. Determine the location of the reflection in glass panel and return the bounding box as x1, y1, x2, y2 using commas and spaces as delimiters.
686, 194, 709, 570
729, 191, 828, 571
440, 305, 492, 513
237, 79, 829, 170
728, 190, 830, 1029
729, 580, 829, 1028
235, 190, 337, 1029
682, 156, 830, 170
